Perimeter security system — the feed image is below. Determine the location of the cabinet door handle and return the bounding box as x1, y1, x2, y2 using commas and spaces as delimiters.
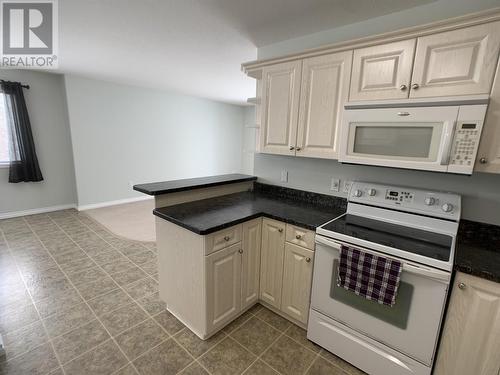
238, 249, 243, 254
411, 83, 420, 90
458, 282, 466, 290
289, 146, 295, 150
296, 147, 302, 151
224, 236, 230, 241
295, 234, 302, 239
479, 157, 487, 164
305, 257, 311, 263
399, 84, 407, 91
278, 228, 283, 233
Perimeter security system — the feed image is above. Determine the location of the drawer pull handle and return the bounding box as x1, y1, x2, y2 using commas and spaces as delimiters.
238, 249, 243, 254
278, 228, 283, 233
295, 234, 302, 239
458, 282, 466, 290
305, 257, 311, 263
479, 157, 487, 164
224, 236, 230, 241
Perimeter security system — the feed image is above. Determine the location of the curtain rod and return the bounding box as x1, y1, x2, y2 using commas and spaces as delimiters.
0, 79, 30, 89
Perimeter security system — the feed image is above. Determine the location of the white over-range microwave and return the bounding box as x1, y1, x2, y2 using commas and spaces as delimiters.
338, 96, 489, 174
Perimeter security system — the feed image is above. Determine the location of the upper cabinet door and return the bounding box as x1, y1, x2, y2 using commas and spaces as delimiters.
260, 61, 302, 155
410, 21, 500, 98
296, 51, 353, 159
349, 39, 416, 101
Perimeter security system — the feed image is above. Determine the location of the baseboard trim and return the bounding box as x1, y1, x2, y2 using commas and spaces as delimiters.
0, 204, 77, 220
78, 195, 152, 211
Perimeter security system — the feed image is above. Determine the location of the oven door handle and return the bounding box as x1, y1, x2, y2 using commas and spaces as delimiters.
402, 263, 450, 282
315, 236, 450, 283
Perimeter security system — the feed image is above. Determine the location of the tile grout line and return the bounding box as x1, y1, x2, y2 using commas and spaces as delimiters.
1, 221, 67, 375
29, 214, 144, 374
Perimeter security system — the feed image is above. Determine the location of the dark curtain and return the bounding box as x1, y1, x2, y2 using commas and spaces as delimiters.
1, 80, 43, 183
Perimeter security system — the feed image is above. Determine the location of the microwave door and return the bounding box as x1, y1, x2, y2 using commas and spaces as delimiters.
339, 106, 459, 172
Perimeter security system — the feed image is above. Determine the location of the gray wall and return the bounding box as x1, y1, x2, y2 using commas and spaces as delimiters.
0, 70, 77, 215
258, 0, 500, 59
254, 153, 500, 225
64, 75, 246, 207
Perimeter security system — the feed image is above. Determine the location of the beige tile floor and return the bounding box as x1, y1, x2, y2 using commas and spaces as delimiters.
0, 209, 365, 375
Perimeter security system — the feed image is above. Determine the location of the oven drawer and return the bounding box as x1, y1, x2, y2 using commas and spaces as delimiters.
307, 309, 431, 375
311, 236, 449, 365
285, 224, 315, 250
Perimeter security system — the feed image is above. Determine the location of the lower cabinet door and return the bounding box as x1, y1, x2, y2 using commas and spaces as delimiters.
434, 272, 500, 375
260, 218, 286, 309
205, 243, 242, 332
241, 218, 262, 310
281, 243, 314, 324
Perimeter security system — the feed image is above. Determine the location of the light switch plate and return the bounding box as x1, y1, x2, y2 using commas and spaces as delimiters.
280, 169, 288, 183
330, 178, 340, 192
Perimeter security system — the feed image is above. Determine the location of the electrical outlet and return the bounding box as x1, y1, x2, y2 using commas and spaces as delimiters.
343, 180, 353, 194
280, 169, 288, 183
330, 178, 340, 192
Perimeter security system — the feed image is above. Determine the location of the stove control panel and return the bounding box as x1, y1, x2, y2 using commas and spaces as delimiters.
349, 182, 461, 221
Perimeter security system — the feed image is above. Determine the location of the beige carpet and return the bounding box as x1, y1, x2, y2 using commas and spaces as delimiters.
84, 199, 156, 242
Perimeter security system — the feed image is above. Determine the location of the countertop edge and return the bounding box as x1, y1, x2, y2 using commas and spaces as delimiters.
133, 174, 257, 196
152, 209, 322, 235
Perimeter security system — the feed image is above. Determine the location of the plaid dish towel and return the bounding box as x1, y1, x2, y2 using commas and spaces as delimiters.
337, 245, 403, 306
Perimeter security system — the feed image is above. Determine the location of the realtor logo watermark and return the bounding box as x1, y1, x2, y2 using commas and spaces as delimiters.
0, 0, 58, 68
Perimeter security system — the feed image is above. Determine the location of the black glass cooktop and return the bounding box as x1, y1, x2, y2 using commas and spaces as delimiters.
321, 214, 452, 262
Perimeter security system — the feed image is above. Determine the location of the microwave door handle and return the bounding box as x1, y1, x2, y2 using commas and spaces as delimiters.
440, 121, 456, 165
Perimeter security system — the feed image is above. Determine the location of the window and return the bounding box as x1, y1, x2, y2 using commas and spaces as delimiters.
0, 93, 9, 166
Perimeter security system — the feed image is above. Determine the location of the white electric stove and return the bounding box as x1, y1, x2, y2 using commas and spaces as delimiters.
308, 182, 460, 375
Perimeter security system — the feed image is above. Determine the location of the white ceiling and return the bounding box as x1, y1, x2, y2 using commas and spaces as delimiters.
59, 0, 436, 104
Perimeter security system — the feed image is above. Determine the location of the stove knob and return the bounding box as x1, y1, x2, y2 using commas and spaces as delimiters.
425, 197, 436, 206
368, 188, 377, 196
353, 189, 363, 197
441, 203, 454, 212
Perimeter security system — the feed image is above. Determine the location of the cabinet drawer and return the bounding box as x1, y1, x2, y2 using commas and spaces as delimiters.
286, 224, 315, 250
205, 224, 242, 255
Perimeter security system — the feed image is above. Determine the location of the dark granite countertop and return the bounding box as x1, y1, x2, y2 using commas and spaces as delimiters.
455, 220, 500, 283
151, 181, 500, 283
153, 184, 346, 235
133, 174, 257, 196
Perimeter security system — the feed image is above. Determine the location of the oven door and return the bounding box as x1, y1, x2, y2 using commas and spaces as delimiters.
339, 106, 459, 172
311, 235, 450, 366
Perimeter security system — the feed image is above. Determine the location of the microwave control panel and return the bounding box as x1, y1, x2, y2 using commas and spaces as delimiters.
449, 122, 482, 167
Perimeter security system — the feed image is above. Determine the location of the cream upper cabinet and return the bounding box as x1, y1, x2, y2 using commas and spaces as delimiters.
259, 218, 286, 309
260, 61, 302, 155
349, 39, 416, 101
296, 51, 353, 159
475, 59, 500, 173
241, 219, 262, 310
410, 21, 500, 98
205, 243, 242, 333
434, 272, 500, 375
281, 243, 314, 324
